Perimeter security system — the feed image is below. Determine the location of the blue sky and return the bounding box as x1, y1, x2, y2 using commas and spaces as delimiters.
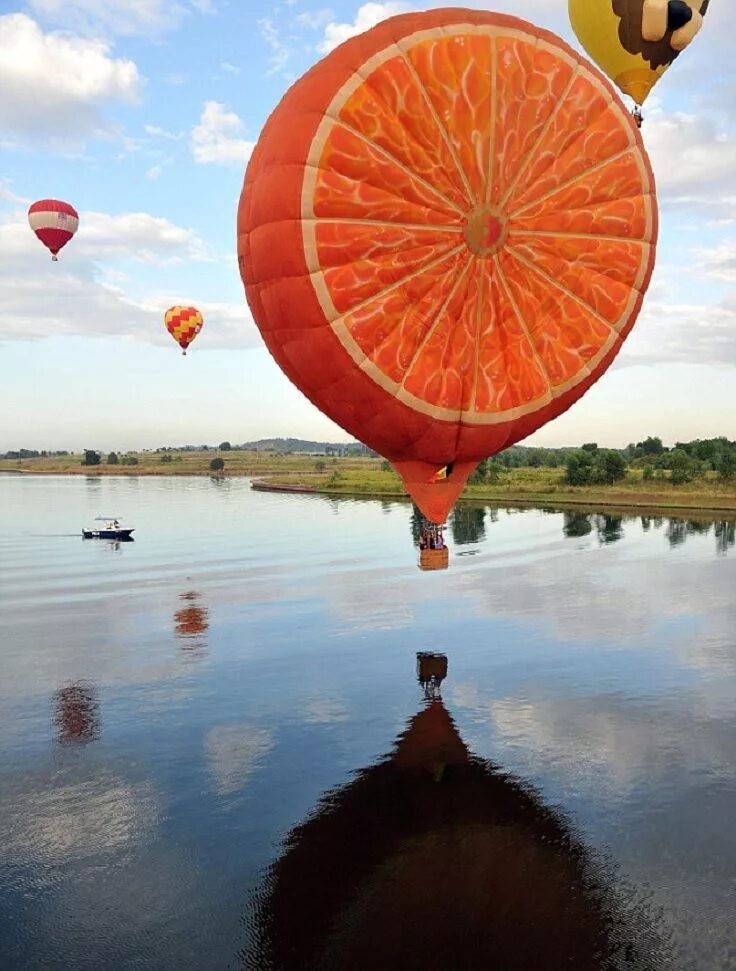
0, 0, 734, 451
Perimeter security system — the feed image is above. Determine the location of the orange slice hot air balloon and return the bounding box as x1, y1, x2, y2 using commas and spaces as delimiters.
238, 9, 658, 523
164, 305, 203, 355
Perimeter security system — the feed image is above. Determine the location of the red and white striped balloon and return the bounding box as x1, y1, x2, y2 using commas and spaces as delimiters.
28, 199, 79, 261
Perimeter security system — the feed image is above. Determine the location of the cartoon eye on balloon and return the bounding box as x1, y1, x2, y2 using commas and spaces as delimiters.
569, 0, 710, 109
28, 199, 79, 261
164, 305, 204, 355
238, 9, 658, 525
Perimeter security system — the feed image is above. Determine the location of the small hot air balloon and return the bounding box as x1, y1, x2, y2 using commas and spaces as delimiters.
28, 199, 79, 261
569, 0, 710, 108
164, 305, 204, 355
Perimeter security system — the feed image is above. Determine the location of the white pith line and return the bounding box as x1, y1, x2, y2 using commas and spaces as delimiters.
468, 259, 486, 414
398, 257, 472, 392
328, 116, 467, 218
484, 36, 498, 206
325, 242, 467, 327
493, 253, 554, 403
398, 48, 477, 209
506, 245, 619, 337
509, 228, 651, 245
309, 216, 463, 232
498, 66, 581, 210
509, 146, 637, 219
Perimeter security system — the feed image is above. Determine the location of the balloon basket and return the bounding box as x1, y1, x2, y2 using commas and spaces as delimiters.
419, 547, 449, 572
417, 652, 448, 684
51, 255, 58, 261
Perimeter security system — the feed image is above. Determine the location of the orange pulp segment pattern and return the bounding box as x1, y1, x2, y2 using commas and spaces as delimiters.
303, 23, 655, 424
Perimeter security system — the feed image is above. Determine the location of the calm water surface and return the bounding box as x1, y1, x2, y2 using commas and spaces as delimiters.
1, 475, 735, 970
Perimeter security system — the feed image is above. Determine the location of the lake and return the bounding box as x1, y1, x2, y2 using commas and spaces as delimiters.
1, 474, 734, 970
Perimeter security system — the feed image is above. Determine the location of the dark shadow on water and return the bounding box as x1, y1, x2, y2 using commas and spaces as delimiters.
241, 655, 668, 971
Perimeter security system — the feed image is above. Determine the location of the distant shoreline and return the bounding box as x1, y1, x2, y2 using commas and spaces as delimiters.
3, 453, 735, 517
250, 478, 736, 516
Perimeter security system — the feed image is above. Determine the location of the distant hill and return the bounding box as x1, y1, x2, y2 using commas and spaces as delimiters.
237, 438, 375, 456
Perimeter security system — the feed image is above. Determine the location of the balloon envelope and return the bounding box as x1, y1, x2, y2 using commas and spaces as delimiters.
239, 10, 658, 522
164, 306, 204, 353
28, 199, 79, 260
569, 0, 710, 105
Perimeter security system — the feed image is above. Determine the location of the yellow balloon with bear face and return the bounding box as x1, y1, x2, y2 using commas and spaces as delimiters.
569, 0, 710, 106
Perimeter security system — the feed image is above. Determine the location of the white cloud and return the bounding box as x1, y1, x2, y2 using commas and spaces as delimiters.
317, 2, 407, 54
145, 163, 164, 179
258, 17, 292, 76
205, 724, 274, 795
295, 8, 333, 30
190, 100, 254, 166
0, 181, 30, 206
73, 210, 211, 263
25, 0, 213, 37
219, 60, 241, 74
695, 241, 736, 283
144, 124, 183, 140
645, 110, 736, 204
0, 14, 139, 142
1, 770, 159, 865
622, 294, 736, 367
0, 207, 259, 349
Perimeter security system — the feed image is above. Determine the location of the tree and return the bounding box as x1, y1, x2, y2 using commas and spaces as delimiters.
717, 451, 736, 480
669, 448, 695, 485
469, 458, 501, 484
565, 451, 593, 485
219, 441, 232, 451
107, 451, 118, 465
210, 457, 225, 471
315, 460, 326, 472
121, 454, 138, 466
637, 436, 664, 456
642, 465, 654, 481
593, 450, 626, 485
581, 442, 598, 453
160, 453, 173, 464
81, 449, 101, 466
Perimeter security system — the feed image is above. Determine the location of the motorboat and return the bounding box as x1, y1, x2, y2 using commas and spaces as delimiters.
82, 517, 135, 540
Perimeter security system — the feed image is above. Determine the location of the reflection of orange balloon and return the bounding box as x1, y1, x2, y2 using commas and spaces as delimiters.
54, 684, 100, 744
175, 591, 209, 638
239, 9, 657, 523
248, 697, 653, 969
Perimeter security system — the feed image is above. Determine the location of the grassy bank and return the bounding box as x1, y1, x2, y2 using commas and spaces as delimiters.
0, 450, 377, 477
253, 465, 736, 514
3, 451, 735, 513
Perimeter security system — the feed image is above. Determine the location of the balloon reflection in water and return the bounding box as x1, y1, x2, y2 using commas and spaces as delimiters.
418, 520, 449, 572
174, 590, 209, 658
54, 683, 100, 744
244, 655, 661, 970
